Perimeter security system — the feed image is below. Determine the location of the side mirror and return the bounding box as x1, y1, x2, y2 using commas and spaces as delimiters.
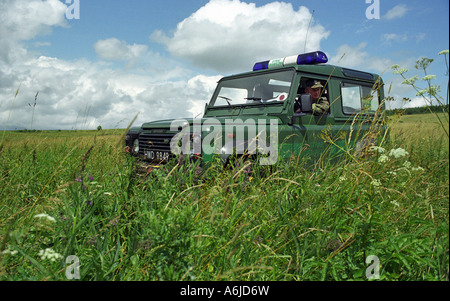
289, 94, 312, 125
300, 94, 312, 113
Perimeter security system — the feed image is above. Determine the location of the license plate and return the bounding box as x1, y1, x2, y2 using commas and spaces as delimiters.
145, 150, 170, 161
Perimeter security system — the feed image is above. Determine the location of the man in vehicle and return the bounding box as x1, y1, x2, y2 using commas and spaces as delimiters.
295, 79, 330, 115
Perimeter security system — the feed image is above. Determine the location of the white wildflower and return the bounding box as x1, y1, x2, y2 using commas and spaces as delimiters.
387, 171, 397, 176
38, 248, 62, 262
392, 67, 409, 75
339, 176, 346, 182
401, 75, 419, 85
104, 192, 113, 196
389, 148, 409, 158
412, 166, 425, 172
34, 213, 56, 223
2, 246, 18, 256
371, 179, 382, 187
378, 154, 389, 163
416, 89, 427, 96
403, 161, 412, 169
422, 75, 436, 81
391, 200, 400, 207
370, 146, 386, 153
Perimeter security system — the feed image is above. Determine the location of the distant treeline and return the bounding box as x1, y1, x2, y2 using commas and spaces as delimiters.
386, 104, 449, 115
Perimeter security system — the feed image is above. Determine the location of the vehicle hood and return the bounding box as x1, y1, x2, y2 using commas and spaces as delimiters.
142, 116, 282, 130
142, 118, 185, 130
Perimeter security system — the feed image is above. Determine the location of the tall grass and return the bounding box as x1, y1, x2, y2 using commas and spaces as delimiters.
0, 112, 448, 281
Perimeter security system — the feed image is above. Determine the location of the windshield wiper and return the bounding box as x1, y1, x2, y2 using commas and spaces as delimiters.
245, 97, 263, 103
218, 96, 232, 106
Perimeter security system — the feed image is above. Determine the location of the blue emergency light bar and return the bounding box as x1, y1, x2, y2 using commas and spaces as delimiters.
253, 51, 328, 71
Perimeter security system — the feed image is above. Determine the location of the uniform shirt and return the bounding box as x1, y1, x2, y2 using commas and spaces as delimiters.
294, 96, 330, 115
312, 97, 330, 115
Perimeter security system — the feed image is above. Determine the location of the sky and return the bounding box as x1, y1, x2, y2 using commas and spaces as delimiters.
0, 0, 449, 130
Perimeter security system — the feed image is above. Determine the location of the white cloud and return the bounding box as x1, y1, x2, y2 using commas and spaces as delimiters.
0, 0, 222, 130
0, 0, 67, 65
383, 4, 408, 20
329, 43, 369, 69
0, 0, 68, 41
403, 96, 431, 108
1, 39, 221, 130
186, 75, 222, 117
329, 42, 394, 75
94, 38, 149, 62
1, 52, 221, 130
327, 43, 432, 110
383, 33, 408, 44
151, 0, 329, 73
415, 33, 426, 43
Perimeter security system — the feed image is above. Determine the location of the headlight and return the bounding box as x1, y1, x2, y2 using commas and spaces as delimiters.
133, 139, 139, 153
192, 134, 201, 145
191, 133, 201, 154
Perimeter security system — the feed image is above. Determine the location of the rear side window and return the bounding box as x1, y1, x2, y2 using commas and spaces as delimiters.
341, 83, 379, 114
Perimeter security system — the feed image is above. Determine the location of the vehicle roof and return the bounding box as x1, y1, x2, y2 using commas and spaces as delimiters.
223, 63, 383, 84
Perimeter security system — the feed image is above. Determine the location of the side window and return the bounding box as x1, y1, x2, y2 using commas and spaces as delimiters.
341, 83, 379, 114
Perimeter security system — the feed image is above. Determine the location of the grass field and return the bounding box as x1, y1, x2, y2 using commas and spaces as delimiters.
0, 113, 448, 281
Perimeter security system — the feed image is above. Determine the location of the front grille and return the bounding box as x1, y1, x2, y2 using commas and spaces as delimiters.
139, 133, 174, 152
138, 131, 177, 162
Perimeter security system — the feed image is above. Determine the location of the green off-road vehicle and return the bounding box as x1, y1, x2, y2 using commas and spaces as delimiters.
125, 51, 386, 169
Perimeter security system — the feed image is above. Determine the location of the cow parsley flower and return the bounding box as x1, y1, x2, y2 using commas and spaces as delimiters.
403, 160, 412, 169
38, 248, 62, 262
378, 154, 389, 163
402, 75, 419, 85
392, 65, 409, 75
371, 179, 382, 187
422, 74, 436, 81
412, 166, 424, 171
2, 246, 18, 256
369, 146, 386, 153
389, 148, 409, 158
391, 200, 400, 207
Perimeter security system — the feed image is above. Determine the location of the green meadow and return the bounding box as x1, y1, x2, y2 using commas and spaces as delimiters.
0, 113, 448, 281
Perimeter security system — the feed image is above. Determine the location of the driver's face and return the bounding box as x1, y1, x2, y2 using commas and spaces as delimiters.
305, 87, 321, 101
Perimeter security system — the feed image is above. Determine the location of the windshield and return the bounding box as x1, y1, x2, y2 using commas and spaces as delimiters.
210, 70, 295, 107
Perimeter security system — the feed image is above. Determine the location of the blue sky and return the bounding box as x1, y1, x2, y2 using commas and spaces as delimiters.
1, 0, 449, 130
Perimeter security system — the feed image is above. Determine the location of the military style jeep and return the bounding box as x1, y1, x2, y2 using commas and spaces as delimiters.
125, 51, 385, 168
